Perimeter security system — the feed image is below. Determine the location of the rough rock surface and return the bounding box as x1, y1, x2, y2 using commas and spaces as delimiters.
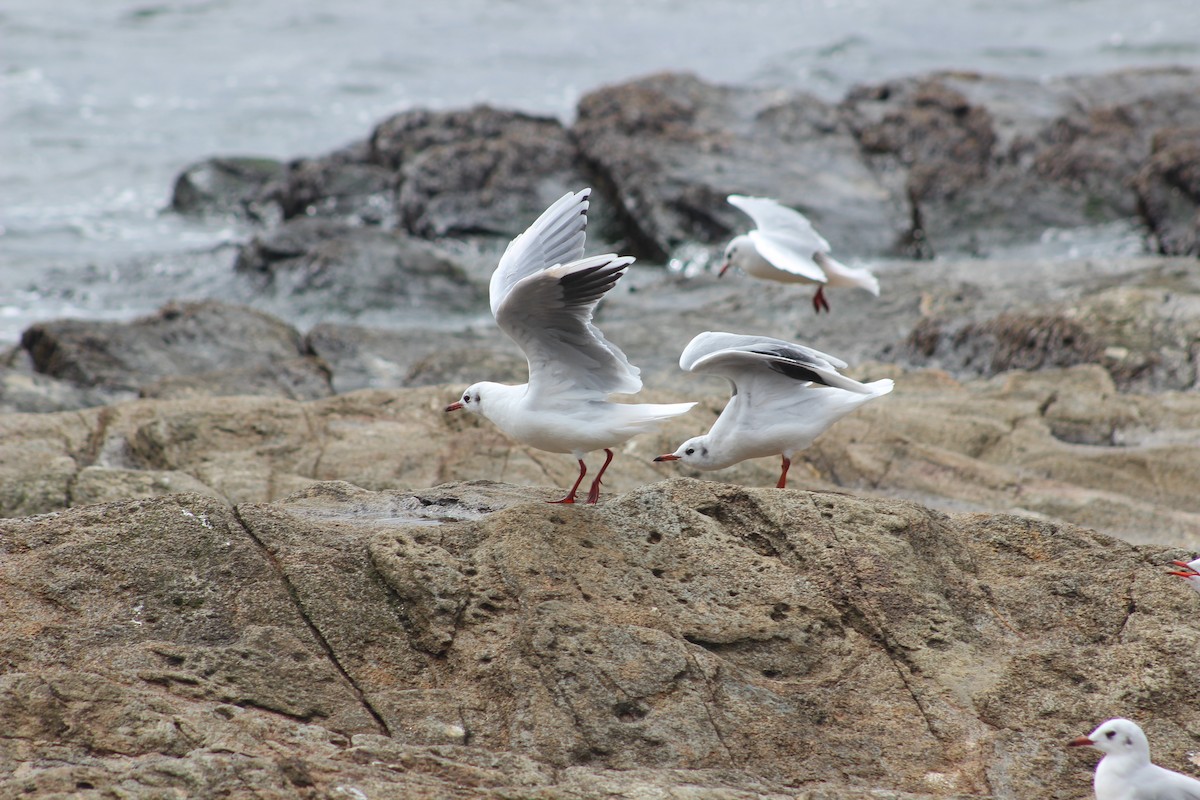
3, 480, 1200, 798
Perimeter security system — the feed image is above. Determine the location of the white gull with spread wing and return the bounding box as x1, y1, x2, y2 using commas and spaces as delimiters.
655, 332, 892, 488
445, 188, 695, 504
719, 195, 879, 313
1069, 718, 1200, 800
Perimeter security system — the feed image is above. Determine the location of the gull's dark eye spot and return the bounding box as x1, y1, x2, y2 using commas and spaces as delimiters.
463, 394, 470, 402
1105, 730, 1116, 739
685, 448, 695, 456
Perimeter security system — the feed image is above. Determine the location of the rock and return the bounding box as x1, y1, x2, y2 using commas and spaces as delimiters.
842, 67, 1200, 255
905, 284, 1200, 393
170, 156, 285, 221
233, 219, 488, 319
383, 107, 597, 240
3, 481, 1200, 797
0, 348, 122, 412
573, 72, 905, 260
271, 141, 396, 225
306, 323, 526, 394
138, 355, 334, 401
20, 300, 309, 394
1134, 126, 1200, 256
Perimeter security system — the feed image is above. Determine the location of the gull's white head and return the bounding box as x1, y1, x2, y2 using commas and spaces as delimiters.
718, 235, 753, 278
1069, 718, 1151, 763
444, 382, 491, 416
654, 435, 725, 471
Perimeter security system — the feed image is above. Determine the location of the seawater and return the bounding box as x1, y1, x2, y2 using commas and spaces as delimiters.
2, 0, 1199, 344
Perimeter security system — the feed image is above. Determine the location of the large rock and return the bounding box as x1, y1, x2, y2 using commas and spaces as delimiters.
19, 300, 325, 398
1134, 126, 1200, 256
170, 156, 285, 221
572, 71, 905, 260
234, 218, 488, 318
305, 323, 526, 394
3, 480, 1200, 797
842, 67, 1200, 255
5, 362, 1200, 549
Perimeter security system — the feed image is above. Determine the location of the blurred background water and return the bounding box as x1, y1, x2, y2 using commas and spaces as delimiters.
2, 0, 1199, 343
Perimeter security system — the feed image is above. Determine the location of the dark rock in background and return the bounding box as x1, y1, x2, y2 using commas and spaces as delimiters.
20, 300, 317, 395
843, 67, 1200, 255
573, 71, 906, 260
1134, 127, 1200, 256
171, 156, 286, 222
235, 219, 488, 317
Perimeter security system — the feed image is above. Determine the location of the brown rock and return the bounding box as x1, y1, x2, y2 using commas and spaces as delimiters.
4, 481, 1200, 797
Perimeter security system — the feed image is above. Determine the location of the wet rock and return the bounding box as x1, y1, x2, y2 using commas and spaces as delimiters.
842, 67, 1200, 254
20, 300, 309, 394
1134, 127, 1200, 256
170, 156, 285, 221
573, 72, 905, 260
234, 219, 487, 318
385, 108, 596, 240
271, 141, 396, 225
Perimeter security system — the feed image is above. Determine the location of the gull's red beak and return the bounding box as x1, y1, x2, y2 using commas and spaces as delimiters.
717, 260, 732, 278
444, 402, 463, 412
654, 454, 680, 462
1067, 736, 1094, 748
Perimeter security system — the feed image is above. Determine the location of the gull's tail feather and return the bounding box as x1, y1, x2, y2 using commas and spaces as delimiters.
815, 252, 880, 296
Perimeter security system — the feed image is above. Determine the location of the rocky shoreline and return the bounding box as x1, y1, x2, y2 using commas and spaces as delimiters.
3, 67, 1200, 797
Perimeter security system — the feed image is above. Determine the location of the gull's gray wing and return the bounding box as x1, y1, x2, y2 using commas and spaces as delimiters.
496, 254, 642, 400
730, 194, 832, 282
490, 189, 590, 317
679, 331, 871, 396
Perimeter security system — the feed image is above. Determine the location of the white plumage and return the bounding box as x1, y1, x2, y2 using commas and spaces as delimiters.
1069, 718, 1200, 800
446, 188, 695, 504
655, 331, 892, 488
719, 194, 879, 313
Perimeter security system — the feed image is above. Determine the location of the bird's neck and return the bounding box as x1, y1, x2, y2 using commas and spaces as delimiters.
1097, 750, 1151, 781
476, 382, 528, 428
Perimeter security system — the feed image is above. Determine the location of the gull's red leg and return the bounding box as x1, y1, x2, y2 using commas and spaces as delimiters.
550, 459, 587, 504
776, 456, 791, 489
812, 287, 830, 314
585, 449, 615, 504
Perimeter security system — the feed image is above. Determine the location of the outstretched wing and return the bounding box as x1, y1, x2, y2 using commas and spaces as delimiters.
490, 189, 590, 317
729, 195, 833, 282
496, 255, 642, 400
680, 331, 871, 397
728, 195, 831, 252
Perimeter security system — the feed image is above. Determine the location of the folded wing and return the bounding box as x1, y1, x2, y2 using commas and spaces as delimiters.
497, 255, 642, 400
490, 189, 590, 317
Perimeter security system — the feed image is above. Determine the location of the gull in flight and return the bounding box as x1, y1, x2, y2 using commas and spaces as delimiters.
719, 194, 879, 313
446, 189, 695, 504
1069, 717, 1200, 799
654, 332, 892, 488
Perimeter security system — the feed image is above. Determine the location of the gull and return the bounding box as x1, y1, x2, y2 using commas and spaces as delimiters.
1167, 557, 1200, 594
1069, 718, 1200, 799
445, 188, 696, 504
719, 194, 879, 313
653, 331, 892, 488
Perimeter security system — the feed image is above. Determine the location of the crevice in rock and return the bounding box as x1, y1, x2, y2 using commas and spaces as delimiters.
232, 504, 391, 736
811, 496, 948, 748
682, 649, 734, 763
